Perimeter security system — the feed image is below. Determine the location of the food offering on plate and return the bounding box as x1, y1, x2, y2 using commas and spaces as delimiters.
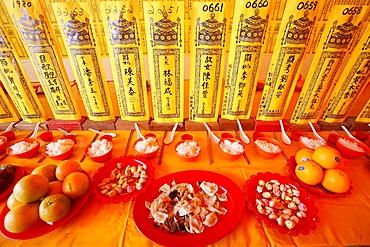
0, 136, 8, 153
254, 137, 282, 159
85, 135, 113, 163
335, 136, 369, 159
218, 134, 244, 160
298, 135, 326, 150
133, 170, 245, 247
175, 134, 201, 162
133, 133, 160, 159
0, 164, 16, 194
1, 160, 90, 238
286, 146, 352, 198
0, 164, 24, 199
6, 138, 40, 159
145, 180, 228, 234
244, 172, 319, 236
43, 138, 75, 160
92, 155, 154, 204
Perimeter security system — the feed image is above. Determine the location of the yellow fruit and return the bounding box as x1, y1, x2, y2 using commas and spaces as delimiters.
295, 160, 324, 186
31, 164, 57, 182
46, 181, 64, 196
4, 202, 40, 233
62, 172, 89, 199
312, 146, 342, 169
295, 148, 314, 164
39, 194, 71, 223
13, 174, 49, 203
7, 193, 23, 210
321, 169, 351, 193
56, 160, 81, 181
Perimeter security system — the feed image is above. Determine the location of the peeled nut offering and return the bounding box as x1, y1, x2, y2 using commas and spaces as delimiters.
255, 179, 307, 230
98, 162, 148, 197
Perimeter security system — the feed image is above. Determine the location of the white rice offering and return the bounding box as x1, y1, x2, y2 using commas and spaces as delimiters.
88, 139, 113, 157
219, 140, 244, 155
300, 136, 326, 150
10, 141, 38, 155
135, 137, 159, 154
45, 139, 74, 156
176, 140, 200, 157
338, 138, 365, 152
255, 140, 281, 153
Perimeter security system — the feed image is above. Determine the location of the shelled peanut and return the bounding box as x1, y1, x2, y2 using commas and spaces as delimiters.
255, 179, 307, 230
99, 162, 148, 197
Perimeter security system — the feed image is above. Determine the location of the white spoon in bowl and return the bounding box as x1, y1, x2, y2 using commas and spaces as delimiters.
308, 122, 325, 141
279, 120, 291, 145
203, 122, 220, 144
134, 123, 144, 140
341, 125, 359, 141
4, 122, 14, 132
164, 122, 178, 145
29, 122, 40, 139
236, 119, 250, 144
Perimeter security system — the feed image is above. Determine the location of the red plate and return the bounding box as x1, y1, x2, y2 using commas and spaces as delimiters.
0, 166, 25, 200
244, 172, 319, 236
133, 170, 245, 247
0, 170, 92, 240
286, 156, 352, 198
92, 155, 155, 204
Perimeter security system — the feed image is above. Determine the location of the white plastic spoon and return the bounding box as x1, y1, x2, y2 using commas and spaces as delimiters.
236, 119, 250, 144
88, 128, 116, 137
164, 122, 178, 145
4, 122, 14, 132
308, 122, 325, 141
203, 122, 220, 144
279, 120, 291, 145
341, 125, 359, 141
134, 123, 144, 140
29, 122, 40, 138
57, 128, 77, 136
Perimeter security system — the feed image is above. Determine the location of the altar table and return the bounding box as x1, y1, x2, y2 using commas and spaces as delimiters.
0, 130, 369, 247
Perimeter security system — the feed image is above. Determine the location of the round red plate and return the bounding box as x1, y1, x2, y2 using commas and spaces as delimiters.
286, 156, 352, 198
244, 172, 320, 236
92, 155, 155, 204
133, 170, 245, 247
0, 170, 92, 240
0, 166, 24, 200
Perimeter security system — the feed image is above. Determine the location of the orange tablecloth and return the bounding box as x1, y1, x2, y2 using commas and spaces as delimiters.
0, 130, 370, 246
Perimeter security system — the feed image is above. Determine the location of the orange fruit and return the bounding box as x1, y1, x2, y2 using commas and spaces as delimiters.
295, 160, 324, 185
46, 181, 63, 196
295, 148, 314, 164
13, 174, 49, 203
312, 146, 342, 169
55, 160, 81, 181
7, 193, 23, 210
321, 169, 351, 193
39, 194, 71, 223
62, 172, 89, 199
4, 202, 41, 233
32, 164, 57, 182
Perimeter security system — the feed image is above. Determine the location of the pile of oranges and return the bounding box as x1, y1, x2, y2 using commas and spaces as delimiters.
294, 146, 351, 194
4, 160, 89, 233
